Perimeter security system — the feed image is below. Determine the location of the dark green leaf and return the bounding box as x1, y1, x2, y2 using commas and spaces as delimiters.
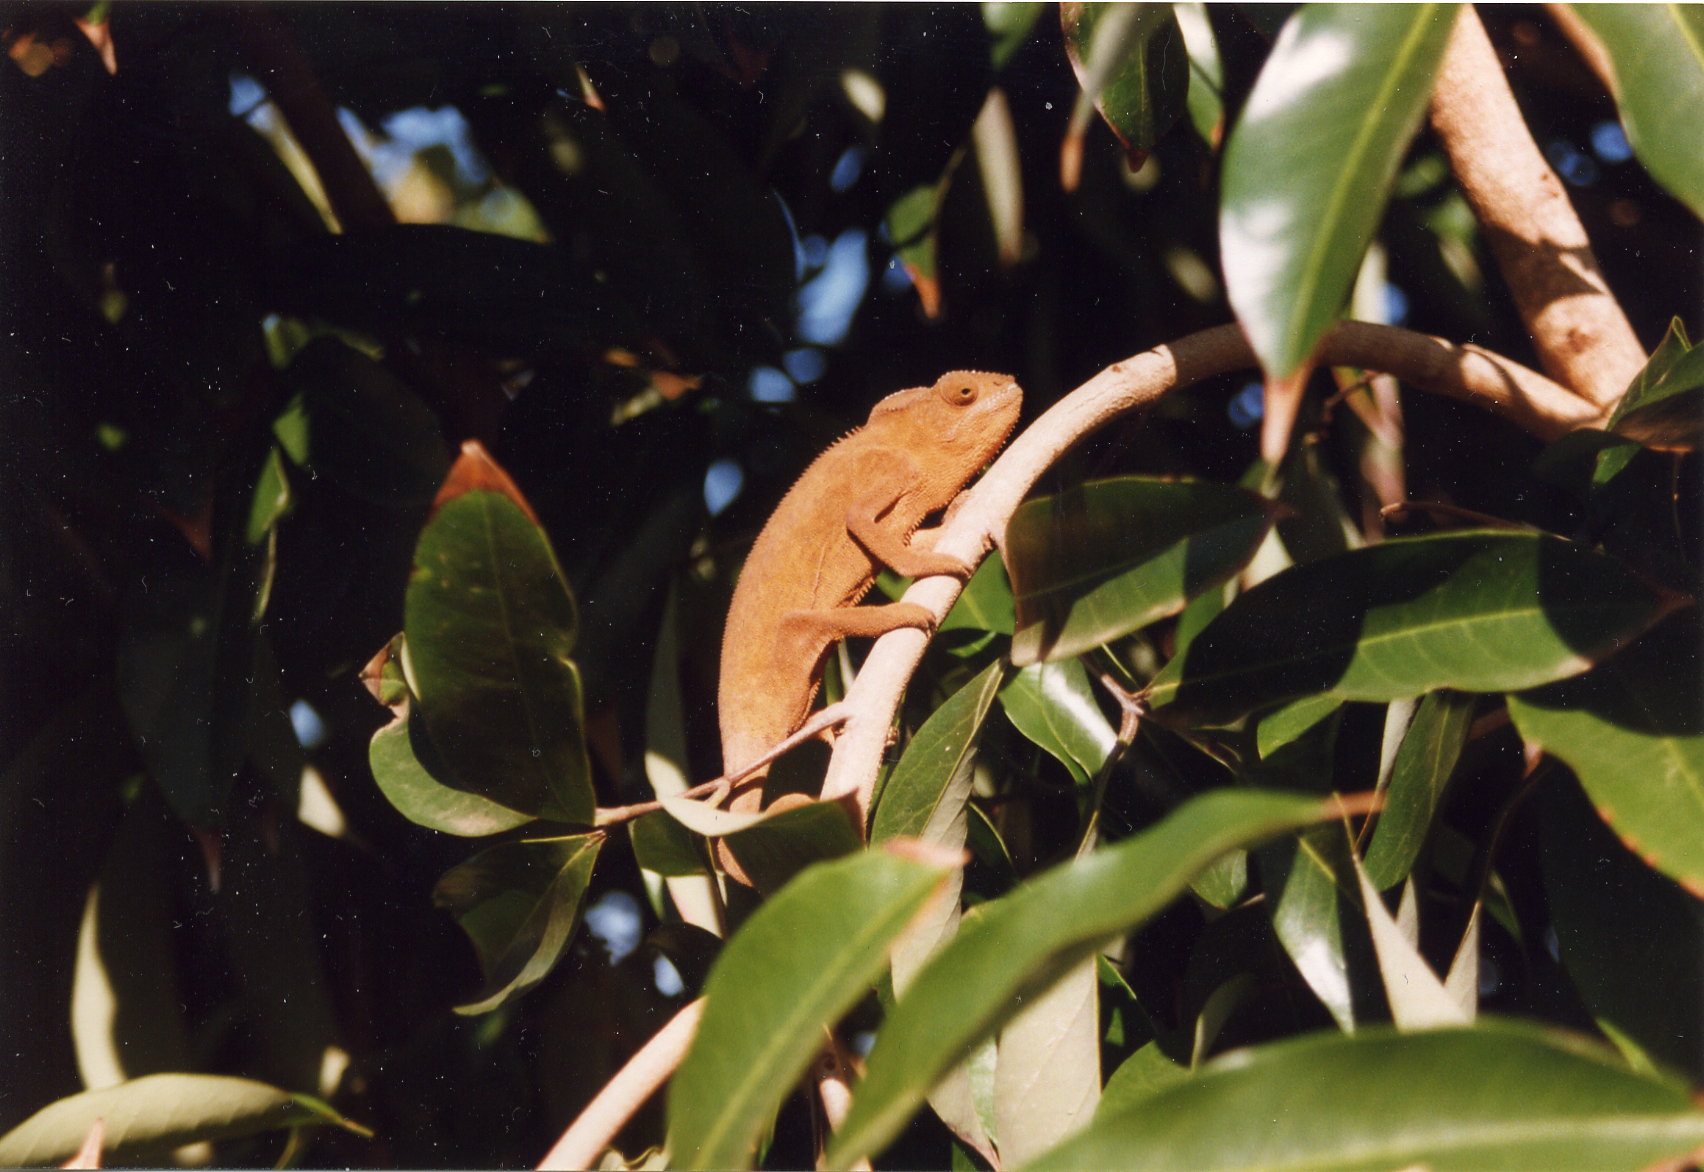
873, 661, 1005, 843
1146, 531, 1670, 724
405, 460, 593, 824
1006, 477, 1279, 665
1000, 661, 1116, 787
1061, 4, 1189, 168
825, 789, 1343, 1169
630, 809, 710, 878
368, 698, 535, 837
1570, 7, 1704, 222
667, 846, 959, 1171
1097, 1041, 1187, 1119
0, 1074, 367, 1167
720, 799, 863, 894
940, 556, 1015, 636
1606, 318, 1704, 451
986, 2, 1046, 71
1024, 1020, 1704, 1170
1221, 5, 1457, 380
1261, 825, 1363, 1032
433, 833, 603, 1014
1362, 689, 1476, 889
1507, 609, 1704, 898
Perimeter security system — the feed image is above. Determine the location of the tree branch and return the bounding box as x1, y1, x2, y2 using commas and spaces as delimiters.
1426, 6, 1644, 408
818, 320, 1596, 818
536, 998, 706, 1172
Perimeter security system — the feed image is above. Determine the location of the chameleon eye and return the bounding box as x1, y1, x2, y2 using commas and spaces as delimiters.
941, 381, 977, 406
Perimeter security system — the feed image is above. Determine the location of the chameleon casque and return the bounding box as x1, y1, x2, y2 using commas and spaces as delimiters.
716, 371, 1022, 881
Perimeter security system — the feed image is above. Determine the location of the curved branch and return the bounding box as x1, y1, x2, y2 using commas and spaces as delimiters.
537, 998, 705, 1172
1426, 7, 1644, 407
818, 320, 1596, 816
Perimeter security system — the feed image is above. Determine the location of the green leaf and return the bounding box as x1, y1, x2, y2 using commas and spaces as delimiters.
720, 799, 864, 894
1606, 317, 1704, 451
1570, 7, 1704, 222
666, 845, 959, 1171
1000, 661, 1116, 787
1097, 1041, 1187, 1119
1507, 609, 1704, 898
1541, 774, 1704, 1080
940, 555, 1015, 636
1146, 531, 1671, 724
405, 453, 594, 824
1254, 694, 1341, 758
369, 699, 537, 837
1362, 689, 1476, 889
994, 957, 1101, 1165
1006, 477, 1279, 665
433, 834, 603, 1014
825, 789, 1343, 1169
985, 2, 1046, 71
1220, 5, 1458, 380
630, 809, 710, 878
1263, 824, 1365, 1033
1174, 3, 1226, 147
1023, 1020, 1704, 1170
885, 182, 946, 316
0, 1074, 368, 1167
873, 661, 1006, 843
1061, 4, 1189, 170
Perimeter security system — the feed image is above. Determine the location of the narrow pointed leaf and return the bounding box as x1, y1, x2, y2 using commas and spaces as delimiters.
1147, 531, 1670, 724
1221, 5, 1458, 380
1354, 852, 1467, 1030
1507, 610, 1704, 898
433, 834, 603, 1014
1570, 6, 1704, 222
1606, 318, 1704, 451
0, 1074, 367, 1168
1023, 1021, 1704, 1171
667, 845, 959, 1171
1000, 661, 1116, 787
1006, 477, 1279, 665
1061, 3, 1189, 175
825, 789, 1345, 1169
1363, 689, 1476, 889
406, 447, 593, 824
874, 661, 1005, 844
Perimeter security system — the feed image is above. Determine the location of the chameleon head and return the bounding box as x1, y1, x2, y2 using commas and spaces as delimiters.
866, 370, 1023, 472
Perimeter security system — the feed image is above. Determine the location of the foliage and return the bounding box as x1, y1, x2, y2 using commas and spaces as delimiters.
2, 4, 1700, 1170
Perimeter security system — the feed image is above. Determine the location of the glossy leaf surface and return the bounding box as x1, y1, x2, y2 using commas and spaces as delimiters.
1060, 3, 1188, 173
667, 846, 957, 1171
1363, 689, 1476, 889
1024, 1021, 1704, 1170
1605, 317, 1704, 451
1507, 610, 1704, 898
1000, 660, 1116, 787
1006, 477, 1278, 665
432, 834, 602, 1014
1221, 5, 1457, 380
1146, 532, 1669, 723
0, 1074, 366, 1167
405, 447, 593, 824
1571, 6, 1704, 222
826, 790, 1342, 1169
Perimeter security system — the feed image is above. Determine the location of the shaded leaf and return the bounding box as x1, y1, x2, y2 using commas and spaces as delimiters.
885, 181, 946, 317
1221, 4, 1457, 380
1024, 1020, 1704, 1171
1605, 317, 1704, 451
1507, 609, 1704, 898
720, 799, 864, 894
825, 789, 1345, 1169
1146, 531, 1671, 724
1097, 1041, 1187, 1119
369, 698, 536, 837
1362, 689, 1476, 889
874, 661, 1005, 844
939, 554, 1015, 636
1006, 477, 1279, 665
405, 445, 593, 824
1263, 825, 1364, 1032
433, 833, 603, 1015
986, 2, 1046, 71
1570, 7, 1704, 222
1060, 3, 1188, 181
666, 845, 959, 1171
1000, 661, 1116, 788
1173, 2, 1225, 147
0, 1074, 367, 1167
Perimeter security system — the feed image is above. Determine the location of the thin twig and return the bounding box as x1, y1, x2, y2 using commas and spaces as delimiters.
536, 998, 706, 1171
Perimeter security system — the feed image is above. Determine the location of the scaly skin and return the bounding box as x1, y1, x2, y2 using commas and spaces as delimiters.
715, 371, 1022, 881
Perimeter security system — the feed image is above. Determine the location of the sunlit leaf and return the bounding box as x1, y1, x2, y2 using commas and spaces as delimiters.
1221, 4, 1457, 380
1362, 689, 1475, 889
1060, 3, 1188, 182
1024, 1020, 1704, 1170
667, 845, 959, 1171
1006, 477, 1279, 665
0, 1074, 367, 1168
826, 789, 1345, 1169
1000, 660, 1116, 787
994, 957, 1100, 1165
1146, 531, 1671, 724
1570, 6, 1704, 222
1605, 317, 1704, 451
406, 444, 594, 824
1507, 610, 1704, 898
433, 833, 603, 1014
